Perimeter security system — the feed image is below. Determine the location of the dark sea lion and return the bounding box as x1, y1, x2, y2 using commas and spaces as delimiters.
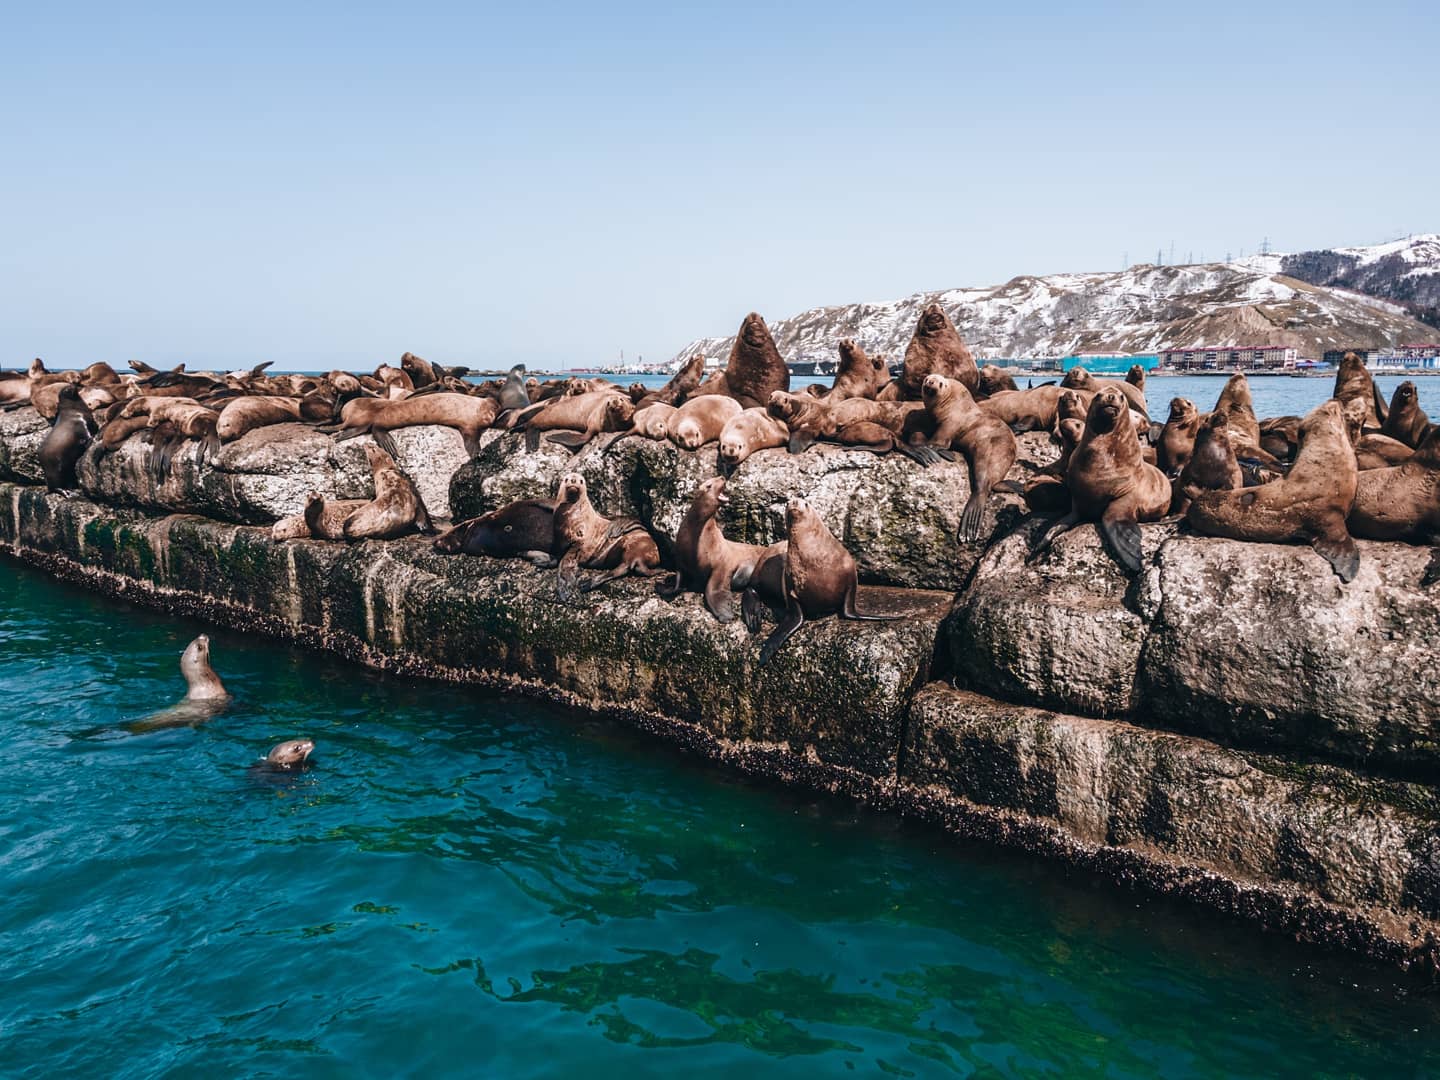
551, 472, 664, 599
694, 312, 790, 408
494, 364, 530, 423
888, 303, 978, 400
1034, 386, 1171, 573
919, 374, 1018, 542
432, 499, 560, 566
128, 634, 232, 732
343, 444, 435, 540
1349, 428, 1440, 546
1060, 367, 1148, 418
1126, 364, 1146, 390
1258, 415, 1301, 462
1173, 412, 1242, 515
657, 476, 786, 623
1187, 400, 1360, 582
39, 385, 96, 492
977, 365, 1019, 397
215, 396, 303, 441
263, 738, 315, 768
637, 352, 706, 408
981, 385, 1094, 434
757, 497, 900, 665
718, 407, 788, 473
1023, 418, 1083, 514
1156, 398, 1201, 476
336, 392, 497, 457
827, 340, 887, 401
668, 394, 742, 450
1333, 351, 1383, 428
1381, 381, 1432, 449
400, 351, 438, 388
515, 390, 633, 450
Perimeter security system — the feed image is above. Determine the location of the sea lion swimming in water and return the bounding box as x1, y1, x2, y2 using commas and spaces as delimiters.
432, 498, 561, 566
128, 634, 232, 732
1187, 400, 1360, 582
39, 385, 96, 493
692, 312, 790, 409
756, 497, 900, 666
261, 738, 315, 769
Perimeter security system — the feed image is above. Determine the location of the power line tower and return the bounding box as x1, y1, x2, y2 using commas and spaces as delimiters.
1156, 247, 1163, 266
1259, 236, 1272, 256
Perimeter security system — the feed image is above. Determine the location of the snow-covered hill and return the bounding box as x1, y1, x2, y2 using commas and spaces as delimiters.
675, 239, 1440, 366
1269, 235, 1440, 328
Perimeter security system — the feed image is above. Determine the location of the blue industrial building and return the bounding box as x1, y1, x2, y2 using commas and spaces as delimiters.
1060, 352, 1160, 374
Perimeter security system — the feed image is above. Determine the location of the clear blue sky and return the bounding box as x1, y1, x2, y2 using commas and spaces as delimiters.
2, 1, 1434, 371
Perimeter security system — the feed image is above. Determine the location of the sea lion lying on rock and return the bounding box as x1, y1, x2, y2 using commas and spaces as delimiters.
667, 393, 742, 451
630, 402, 677, 440
1186, 400, 1360, 582
657, 477, 786, 624
515, 390, 634, 451
552, 472, 664, 600
756, 497, 900, 666
980, 385, 1094, 434
718, 407, 788, 474
216, 396, 304, 442
432, 499, 561, 566
1348, 427, 1440, 545
918, 375, 1018, 541
335, 392, 497, 457
1034, 385, 1171, 573
766, 390, 941, 464
977, 365, 1019, 397
343, 444, 435, 540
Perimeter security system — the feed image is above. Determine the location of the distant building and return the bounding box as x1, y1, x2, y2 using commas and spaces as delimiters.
1360, 344, 1440, 370
1061, 352, 1159, 374
1159, 345, 1297, 371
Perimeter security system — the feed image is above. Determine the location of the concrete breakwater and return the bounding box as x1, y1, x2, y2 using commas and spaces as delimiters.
2, 407, 1439, 968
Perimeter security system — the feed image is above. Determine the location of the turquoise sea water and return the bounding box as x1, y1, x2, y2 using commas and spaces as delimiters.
4, 562, 1440, 1076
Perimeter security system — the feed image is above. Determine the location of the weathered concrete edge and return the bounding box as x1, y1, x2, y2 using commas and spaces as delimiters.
2, 489, 1436, 972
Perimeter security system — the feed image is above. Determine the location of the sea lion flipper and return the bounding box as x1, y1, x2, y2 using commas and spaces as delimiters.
524, 427, 542, 452
958, 495, 984, 544
704, 578, 737, 623
371, 429, 400, 458
1421, 549, 1440, 589
1312, 527, 1360, 583
1097, 513, 1143, 574
740, 588, 766, 633
545, 430, 590, 448
655, 572, 683, 599
787, 430, 815, 454
1032, 510, 1080, 558
992, 479, 1025, 495
758, 608, 804, 667
841, 583, 902, 622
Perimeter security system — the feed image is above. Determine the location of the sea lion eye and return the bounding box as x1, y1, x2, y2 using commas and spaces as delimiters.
504, 525, 513, 532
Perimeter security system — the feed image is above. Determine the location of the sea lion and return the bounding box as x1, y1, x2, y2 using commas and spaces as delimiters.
1333, 351, 1383, 428
262, 738, 315, 768
765, 390, 939, 463
657, 476, 786, 623
918, 375, 1018, 542
757, 497, 900, 665
1126, 364, 1146, 390
551, 472, 664, 599
493, 364, 530, 424
1173, 412, 1242, 515
1156, 398, 1201, 476
282, 494, 370, 541
127, 634, 232, 732
1381, 381, 1432, 449
1355, 433, 1415, 471
400, 351, 439, 388
432, 499, 561, 566
887, 303, 978, 399
1258, 415, 1301, 462
826, 340, 887, 401
1211, 372, 1262, 448
339, 444, 434, 540
515, 390, 634, 451
39, 385, 95, 492
1022, 418, 1083, 514
636, 352, 706, 408
1349, 428, 1440, 545
1060, 367, 1148, 418
1034, 385, 1171, 573
693, 312, 790, 408
336, 392, 497, 457
981, 385, 1094, 434
1186, 400, 1360, 582
977, 365, 1019, 397
215, 396, 303, 441
667, 394, 742, 451
718, 407, 788, 473
631, 402, 677, 440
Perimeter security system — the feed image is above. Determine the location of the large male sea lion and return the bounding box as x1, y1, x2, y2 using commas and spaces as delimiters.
343, 444, 434, 540
1381, 381, 1432, 449
39, 385, 95, 492
757, 497, 900, 665
657, 477, 786, 623
918, 375, 1017, 541
432, 499, 561, 565
693, 312, 790, 408
1187, 400, 1360, 582
1349, 428, 1440, 548
552, 472, 664, 599
1333, 351, 1383, 428
886, 303, 977, 400
718, 407, 788, 473
1034, 386, 1171, 572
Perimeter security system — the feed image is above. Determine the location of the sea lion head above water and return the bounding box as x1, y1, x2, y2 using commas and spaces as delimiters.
180, 634, 229, 702
265, 738, 315, 768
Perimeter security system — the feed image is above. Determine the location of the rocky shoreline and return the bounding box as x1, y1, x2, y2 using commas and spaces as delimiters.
3, 401, 1438, 970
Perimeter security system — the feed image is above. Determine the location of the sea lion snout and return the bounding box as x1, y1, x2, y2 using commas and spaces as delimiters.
265, 738, 315, 767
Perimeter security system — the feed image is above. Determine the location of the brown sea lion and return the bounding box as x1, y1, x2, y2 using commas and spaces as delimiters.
631, 402, 677, 440
718, 407, 788, 473
1348, 428, 1440, 546
637, 353, 706, 408
127, 634, 232, 732
1258, 415, 1301, 462
1023, 418, 1083, 514
1173, 412, 1242, 515
551, 472, 664, 599
1381, 381, 1432, 449
887, 303, 978, 399
1034, 385, 1171, 572
280, 494, 369, 541
1355, 433, 1414, 471
336, 392, 497, 457
1186, 400, 1360, 582
657, 476, 786, 623
262, 739, 315, 768
667, 394, 742, 450
1156, 398, 1201, 476
1126, 364, 1146, 390
981, 385, 1094, 434
432, 498, 561, 565
693, 312, 790, 408
1211, 372, 1261, 448
977, 365, 1019, 397
765, 391, 939, 463
39, 385, 96, 492
1333, 351, 1383, 428
756, 497, 900, 665
216, 396, 303, 441
1060, 367, 1148, 418
515, 390, 633, 451
827, 340, 887, 401
918, 375, 1018, 542
342, 444, 435, 540
400, 351, 438, 388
